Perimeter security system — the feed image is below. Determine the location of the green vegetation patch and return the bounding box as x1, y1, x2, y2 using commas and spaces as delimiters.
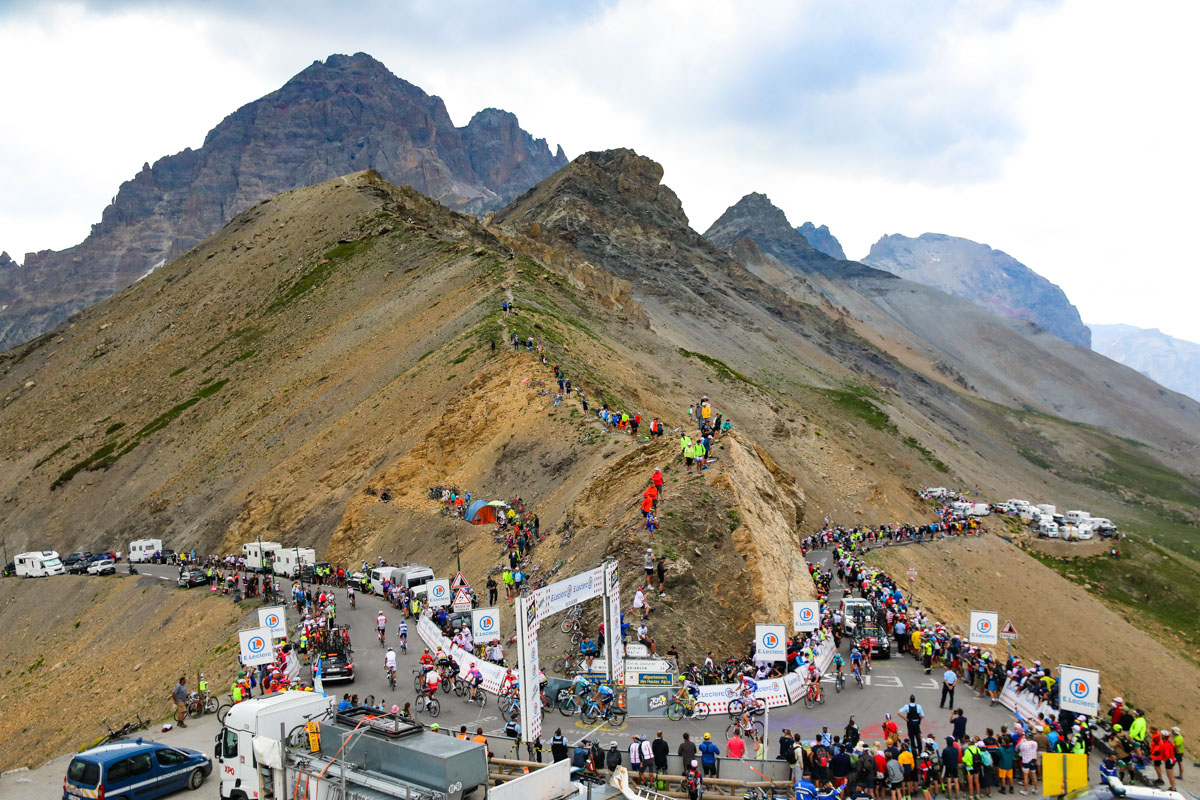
1089, 444, 1200, 508
903, 436, 950, 473
168, 366, 188, 377
677, 348, 757, 387
33, 441, 71, 470
267, 239, 371, 313
104, 422, 125, 436
817, 384, 896, 432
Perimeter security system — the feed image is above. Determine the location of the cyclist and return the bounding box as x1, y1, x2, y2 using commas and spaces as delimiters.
737, 672, 758, 730
376, 611, 387, 644
397, 619, 408, 652
571, 673, 593, 703
419, 648, 436, 676
832, 651, 846, 686
422, 665, 441, 700
346, 585, 356, 609
500, 668, 518, 703
673, 675, 700, 712
384, 646, 397, 685
466, 662, 484, 701
593, 681, 616, 718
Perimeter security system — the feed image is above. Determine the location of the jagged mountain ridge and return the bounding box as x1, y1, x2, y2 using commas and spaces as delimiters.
0, 52, 566, 351
1090, 323, 1200, 403
862, 232, 1092, 348
797, 221, 846, 260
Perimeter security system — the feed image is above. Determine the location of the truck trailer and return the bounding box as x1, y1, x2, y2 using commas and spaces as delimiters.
217, 693, 489, 800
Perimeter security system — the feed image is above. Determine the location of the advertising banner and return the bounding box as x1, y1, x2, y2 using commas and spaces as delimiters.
1058, 665, 1100, 716
239, 626, 275, 666
969, 611, 999, 645
793, 601, 820, 632
604, 560, 624, 686
427, 579, 451, 607
257, 606, 287, 638
471, 607, 501, 643
755, 623, 787, 661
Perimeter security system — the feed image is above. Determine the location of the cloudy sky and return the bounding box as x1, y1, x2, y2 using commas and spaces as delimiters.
2, 0, 1198, 341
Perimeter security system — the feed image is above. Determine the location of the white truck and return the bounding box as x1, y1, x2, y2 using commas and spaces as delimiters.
128, 538, 164, 563
217, 693, 489, 800
242, 541, 281, 573
14, 551, 65, 577
272, 548, 316, 578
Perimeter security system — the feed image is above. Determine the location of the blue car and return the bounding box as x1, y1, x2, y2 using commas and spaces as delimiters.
64, 738, 211, 799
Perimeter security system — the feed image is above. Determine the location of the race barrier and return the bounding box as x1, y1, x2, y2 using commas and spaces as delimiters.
416, 615, 509, 694
997, 680, 1057, 722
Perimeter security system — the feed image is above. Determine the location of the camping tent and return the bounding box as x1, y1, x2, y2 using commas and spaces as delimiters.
466, 500, 497, 525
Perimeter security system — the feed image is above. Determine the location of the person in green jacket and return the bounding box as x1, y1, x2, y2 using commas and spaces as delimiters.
1130, 711, 1148, 754
1170, 727, 1185, 779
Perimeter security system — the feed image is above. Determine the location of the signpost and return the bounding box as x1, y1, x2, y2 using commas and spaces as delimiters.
257, 605, 287, 639
968, 611, 999, 646
452, 587, 472, 612
999, 620, 1019, 640
472, 607, 500, 643
907, 565, 918, 584
792, 601, 819, 632
451, 572, 469, 590
755, 623, 787, 661
427, 578, 451, 607
1058, 665, 1100, 716
239, 626, 275, 667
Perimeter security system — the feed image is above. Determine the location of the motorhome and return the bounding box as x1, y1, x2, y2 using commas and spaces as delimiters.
1035, 504, 1057, 517
272, 548, 316, 578
242, 541, 281, 573
128, 539, 164, 563
1039, 520, 1060, 538
1065, 510, 1091, 525
1091, 518, 1117, 533
925, 487, 950, 499
217, 694, 488, 800
1006, 499, 1032, 512
14, 551, 65, 577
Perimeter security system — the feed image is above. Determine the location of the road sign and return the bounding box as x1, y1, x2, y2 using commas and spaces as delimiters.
755, 623, 787, 661
451, 572, 469, 590
969, 611, 999, 645
452, 587, 472, 612
239, 626, 274, 666
793, 601, 819, 632
907, 565, 918, 576
1058, 665, 1100, 716
428, 578, 451, 607
999, 619, 1019, 640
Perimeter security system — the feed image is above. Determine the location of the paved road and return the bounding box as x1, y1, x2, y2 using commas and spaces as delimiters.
134, 556, 1015, 754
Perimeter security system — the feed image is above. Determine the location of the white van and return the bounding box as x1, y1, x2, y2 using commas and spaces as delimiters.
272, 548, 316, 578
15, 551, 65, 577
128, 539, 163, 563
840, 597, 875, 633
369, 566, 405, 596
242, 541, 281, 573
394, 563, 435, 591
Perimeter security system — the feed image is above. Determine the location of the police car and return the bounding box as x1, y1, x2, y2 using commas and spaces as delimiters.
64, 738, 211, 799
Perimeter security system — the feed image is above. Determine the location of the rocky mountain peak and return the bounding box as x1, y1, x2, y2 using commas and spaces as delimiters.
863, 233, 1092, 348
0, 251, 17, 270
796, 222, 846, 260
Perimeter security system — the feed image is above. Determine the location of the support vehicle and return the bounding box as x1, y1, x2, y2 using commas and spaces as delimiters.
65, 738, 211, 799
217, 694, 488, 800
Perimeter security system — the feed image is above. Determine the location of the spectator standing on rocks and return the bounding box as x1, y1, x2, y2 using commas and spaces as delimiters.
171, 676, 189, 728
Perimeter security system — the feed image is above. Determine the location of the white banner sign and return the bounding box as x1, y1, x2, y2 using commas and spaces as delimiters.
517, 593, 543, 741
969, 611, 999, 645
539, 566, 604, 622
427, 578, 451, 607
257, 606, 287, 638
793, 601, 820, 632
415, 616, 507, 693
239, 626, 275, 667
1058, 665, 1100, 716
604, 560, 624, 686
472, 607, 501, 643
755, 623, 787, 661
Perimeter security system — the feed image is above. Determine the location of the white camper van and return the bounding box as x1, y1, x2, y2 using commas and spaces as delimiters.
128, 539, 164, 563
15, 551, 65, 577
1035, 504, 1057, 518
1065, 510, 1091, 525
242, 541, 281, 573
272, 548, 316, 578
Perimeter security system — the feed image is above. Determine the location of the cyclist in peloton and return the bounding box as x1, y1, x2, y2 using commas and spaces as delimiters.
673, 674, 701, 710
737, 671, 758, 730
376, 611, 387, 643
831, 651, 846, 684
397, 619, 408, 652
593, 681, 615, 717
465, 662, 484, 701
346, 584, 356, 609
850, 646, 865, 683
421, 666, 440, 701
570, 673, 592, 703
384, 646, 397, 683
419, 648, 436, 675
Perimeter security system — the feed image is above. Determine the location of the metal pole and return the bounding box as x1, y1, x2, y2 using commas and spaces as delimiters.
280, 722, 289, 800
341, 731, 348, 800
455, 529, 462, 574
763, 704, 769, 761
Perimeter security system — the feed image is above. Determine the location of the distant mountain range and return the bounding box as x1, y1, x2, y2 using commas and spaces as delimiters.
796, 222, 845, 260
862, 232, 1092, 348
1090, 323, 1200, 402
0, 52, 566, 351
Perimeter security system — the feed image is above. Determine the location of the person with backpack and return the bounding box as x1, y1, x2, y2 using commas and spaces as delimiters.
854, 743, 876, 795
963, 736, 984, 799
683, 760, 704, 800
901, 695, 925, 750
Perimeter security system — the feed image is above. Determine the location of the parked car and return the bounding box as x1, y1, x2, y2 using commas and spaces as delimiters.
87, 559, 117, 576
178, 568, 208, 588
346, 571, 369, 591
65, 738, 211, 799
1, 562, 14, 577
66, 552, 96, 574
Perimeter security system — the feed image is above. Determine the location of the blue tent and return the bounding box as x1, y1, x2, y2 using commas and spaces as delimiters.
465, 500, 497, 525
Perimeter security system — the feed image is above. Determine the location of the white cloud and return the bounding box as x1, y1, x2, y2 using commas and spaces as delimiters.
0, 0, 1196, 342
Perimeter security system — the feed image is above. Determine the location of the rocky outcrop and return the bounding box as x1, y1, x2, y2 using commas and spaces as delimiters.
797, 222, 846, 260
704, 193, 889, 280
1090, 323, 1200, 403
0, 52, 566, 351
862, 233, 1091, 348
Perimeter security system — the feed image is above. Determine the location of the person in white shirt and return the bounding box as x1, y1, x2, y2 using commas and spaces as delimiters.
384, 647, 397, 674
633, 587, 650, 619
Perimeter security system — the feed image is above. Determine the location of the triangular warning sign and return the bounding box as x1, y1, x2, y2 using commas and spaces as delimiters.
451, 572, 469, 589
452, 587, 472, 606
1000, 620, 1018, 636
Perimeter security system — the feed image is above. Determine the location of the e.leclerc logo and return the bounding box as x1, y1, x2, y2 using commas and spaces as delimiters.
479, 615, 495, 631
799, 608, 815, 622
433, 584, 446, 599
266, 614, 279, 628
1069, 678, 1089, 698
762, 632, 780, 649
247, 635, 267, 654
976, 618, 992, 633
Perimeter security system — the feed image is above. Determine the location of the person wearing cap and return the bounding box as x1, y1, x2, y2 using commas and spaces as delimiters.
1129, 709, 1148, 754
1169, 727, 1184, 779
651, 467, 665, 498
699, 732, 721, 777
